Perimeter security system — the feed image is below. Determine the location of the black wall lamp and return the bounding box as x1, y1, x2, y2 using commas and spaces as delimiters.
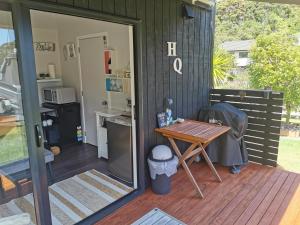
182, 0, 214, 18
182, 3, 195, 19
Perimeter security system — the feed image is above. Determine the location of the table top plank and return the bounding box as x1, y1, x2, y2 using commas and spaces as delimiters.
155, 120, 230, 144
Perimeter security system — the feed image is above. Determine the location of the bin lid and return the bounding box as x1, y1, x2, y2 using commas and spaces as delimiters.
150, 145, 174, 161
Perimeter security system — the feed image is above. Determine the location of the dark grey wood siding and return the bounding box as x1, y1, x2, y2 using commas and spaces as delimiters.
32, 0, 214, 180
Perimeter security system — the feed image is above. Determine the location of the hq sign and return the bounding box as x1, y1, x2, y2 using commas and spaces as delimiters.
167, 42, 182, 75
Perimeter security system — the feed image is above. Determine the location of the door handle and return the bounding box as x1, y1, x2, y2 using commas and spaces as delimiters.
34, 125, 43, 147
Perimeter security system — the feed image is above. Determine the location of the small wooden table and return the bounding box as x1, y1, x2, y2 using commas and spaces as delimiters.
155, 120, 230, 198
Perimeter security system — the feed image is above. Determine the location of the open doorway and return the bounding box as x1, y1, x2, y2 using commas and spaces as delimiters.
0, 9, 137, 224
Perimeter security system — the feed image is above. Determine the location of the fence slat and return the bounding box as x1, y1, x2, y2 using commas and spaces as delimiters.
245, 129, 279, 138
247, 124, 281, 134
210, 89, 283, 167
210, 89, 284, 99
210, 101, 283, 113
210, 95, 283, 106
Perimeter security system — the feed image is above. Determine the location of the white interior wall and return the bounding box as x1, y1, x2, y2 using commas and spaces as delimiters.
31, 11, 131, 111
56, 17, 131, 110
32, 28, 62, 78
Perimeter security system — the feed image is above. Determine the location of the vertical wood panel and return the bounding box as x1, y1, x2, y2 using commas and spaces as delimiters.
202, 11, 208, 108
198, 10, 205, 113
169, 0, 177, 118
187, 14, 195, 118
162, 0, 170, 107
208, 12, 214, 92
136, 0, 150, 175
102, 0, 114, 14
192, 8, 200, 118
182, 15, 189, 118
146, 0, 156, 148
162, 0, 170, 146
176, 0, 183, 118
126, 0, 137, 18
155, 0, 164, 144
203, 11, 210, 106
57, 0, 74, 5
114, 0, 126, 16
88, 0, 102, 11
74, 0, 88, 8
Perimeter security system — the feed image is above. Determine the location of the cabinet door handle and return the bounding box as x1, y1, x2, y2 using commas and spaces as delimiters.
34, 125, 43, 147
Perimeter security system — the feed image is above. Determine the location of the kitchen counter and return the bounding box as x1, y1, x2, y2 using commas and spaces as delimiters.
96, 108, 127, 159
95, 108, 124, 118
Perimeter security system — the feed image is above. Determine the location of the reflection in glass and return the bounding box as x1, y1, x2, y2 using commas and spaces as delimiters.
0, 10, 36, 224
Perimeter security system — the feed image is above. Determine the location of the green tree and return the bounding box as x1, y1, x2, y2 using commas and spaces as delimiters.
0, 42, 15, 65
215, 0, 300, 45
213, 48, 234, 87
249, 32, 300, 123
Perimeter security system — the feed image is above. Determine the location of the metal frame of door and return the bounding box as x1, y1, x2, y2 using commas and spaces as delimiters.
0, 1, 52, 225
0, 0, 145, 224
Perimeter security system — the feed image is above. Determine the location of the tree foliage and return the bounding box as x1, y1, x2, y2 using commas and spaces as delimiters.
213, 48, 234, 86
249, 33, 300, 122
215, 0, 300, 44
0, 42, 15, 65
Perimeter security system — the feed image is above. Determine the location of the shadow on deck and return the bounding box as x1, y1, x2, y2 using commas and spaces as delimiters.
96, 162, 300, 225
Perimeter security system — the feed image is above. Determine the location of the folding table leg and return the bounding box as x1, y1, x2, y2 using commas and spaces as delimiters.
187, 150, 202, 166
187, 143, 208, 166
168, 138, 204, 198
200, 145, 222, 182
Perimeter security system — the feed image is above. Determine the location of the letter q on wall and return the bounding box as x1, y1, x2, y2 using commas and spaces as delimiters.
167, 42, 182, 75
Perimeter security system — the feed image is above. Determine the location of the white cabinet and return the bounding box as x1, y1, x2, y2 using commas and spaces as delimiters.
95, 109, 123, 159
97, 126, 108, 159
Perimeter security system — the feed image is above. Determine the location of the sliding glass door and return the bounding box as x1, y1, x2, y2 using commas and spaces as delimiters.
0, 3, 51, 225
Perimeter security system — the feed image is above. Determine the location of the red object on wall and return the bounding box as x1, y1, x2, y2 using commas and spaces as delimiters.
104, 50, 112, 74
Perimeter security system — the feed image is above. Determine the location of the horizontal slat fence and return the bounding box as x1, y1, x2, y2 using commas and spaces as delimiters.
209, 89, 284, 167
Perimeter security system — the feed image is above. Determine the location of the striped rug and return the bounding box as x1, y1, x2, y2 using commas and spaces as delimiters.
132, 208, 186, 225
0, 170, 133, 225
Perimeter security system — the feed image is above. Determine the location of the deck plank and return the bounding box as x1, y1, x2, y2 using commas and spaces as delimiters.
95, 163, 300, 225
258, 173, 297, 225
270, 175, 300, 225
165, 165, 233, 220
245, 171, 289, 225
192, 165, 258, 224
276, 176, 300, 225
210, 165, 272, 225
222, 168, 276, 225
233, 170, 283, 225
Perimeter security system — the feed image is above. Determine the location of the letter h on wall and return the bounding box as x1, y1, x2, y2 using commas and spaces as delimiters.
167, 42, 182, 75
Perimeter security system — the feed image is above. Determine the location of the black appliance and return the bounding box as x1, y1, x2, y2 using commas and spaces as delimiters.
106, 116, 133, 184
42, 102, 81, 148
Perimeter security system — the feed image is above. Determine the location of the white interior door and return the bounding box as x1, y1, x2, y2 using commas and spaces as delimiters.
78, 36, 106, 146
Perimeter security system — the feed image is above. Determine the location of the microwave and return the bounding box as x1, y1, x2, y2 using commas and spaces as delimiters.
43, 87, 76, 104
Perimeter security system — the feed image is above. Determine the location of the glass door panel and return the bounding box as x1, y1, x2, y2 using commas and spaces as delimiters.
0, 9, 36, 224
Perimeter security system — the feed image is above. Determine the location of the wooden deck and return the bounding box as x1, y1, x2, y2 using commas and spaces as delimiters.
96, 162, 300, 225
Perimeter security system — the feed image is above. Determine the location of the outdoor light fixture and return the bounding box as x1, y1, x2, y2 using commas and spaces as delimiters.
182, 0, 215, 18
182, 4, 195, 19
